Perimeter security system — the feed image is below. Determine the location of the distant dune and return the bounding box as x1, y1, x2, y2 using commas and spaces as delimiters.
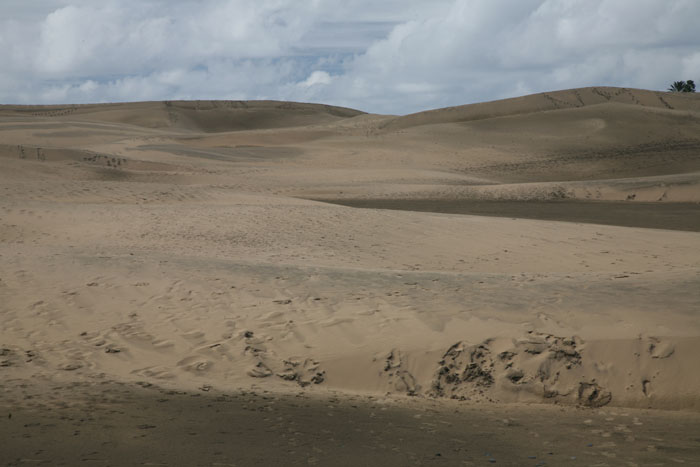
382, 86, 700, 129
0, 100, 365, 133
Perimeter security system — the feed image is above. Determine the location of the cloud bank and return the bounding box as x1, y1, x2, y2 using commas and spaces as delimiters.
1, 0, 698, 114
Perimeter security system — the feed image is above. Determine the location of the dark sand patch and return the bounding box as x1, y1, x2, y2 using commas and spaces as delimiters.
138, 144, 302, 162
315, 199, 700, 232
1, 382, 699, 466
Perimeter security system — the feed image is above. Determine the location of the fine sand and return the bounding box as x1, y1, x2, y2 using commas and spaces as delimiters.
1, 88, 700, 465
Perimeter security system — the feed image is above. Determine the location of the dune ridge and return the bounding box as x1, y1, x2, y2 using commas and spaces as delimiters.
381, 86, 700, 130
0, 99, 365, 133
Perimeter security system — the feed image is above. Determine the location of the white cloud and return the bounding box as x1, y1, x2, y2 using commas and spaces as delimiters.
0, 0, 698, 114
30, 1, 317, 75
300, 71, 332, 87
315, 0, 700, 113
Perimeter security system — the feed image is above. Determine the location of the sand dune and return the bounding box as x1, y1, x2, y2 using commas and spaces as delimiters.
1, 87, 700, 463
0, 100, 364, 133
382, 87, 700, 129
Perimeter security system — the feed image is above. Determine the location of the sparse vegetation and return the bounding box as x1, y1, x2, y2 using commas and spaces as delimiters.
668, 80, 696, 92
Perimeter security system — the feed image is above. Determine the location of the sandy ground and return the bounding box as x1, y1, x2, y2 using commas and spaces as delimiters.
2, 383, 700, 466
1, 88, 700, 464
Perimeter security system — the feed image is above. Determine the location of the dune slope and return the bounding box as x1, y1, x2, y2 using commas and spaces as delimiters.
1, 88, 699, 417
0, 100, 365, 133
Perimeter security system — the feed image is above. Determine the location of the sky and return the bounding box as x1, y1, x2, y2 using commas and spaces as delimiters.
1, 0, 699, 114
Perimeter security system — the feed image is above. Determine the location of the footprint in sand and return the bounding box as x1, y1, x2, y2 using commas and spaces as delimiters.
1, 347, 44, 368
247, 360, 274, 378
79, 330, 121, 352
243, 330, 275, 378
431, 332, 604, 406
646, 337, 675, 359
277, 358, 325, 387
578, 382, 613, 408
181, 330, 207, 345
241, 330, 325, 385
132, 366, 176, 380
177, 356, 214, 374
383, 349, 419, 395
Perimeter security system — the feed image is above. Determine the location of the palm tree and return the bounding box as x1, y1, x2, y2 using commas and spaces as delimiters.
668, 81, 686, 92
668, 80, 696, 92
